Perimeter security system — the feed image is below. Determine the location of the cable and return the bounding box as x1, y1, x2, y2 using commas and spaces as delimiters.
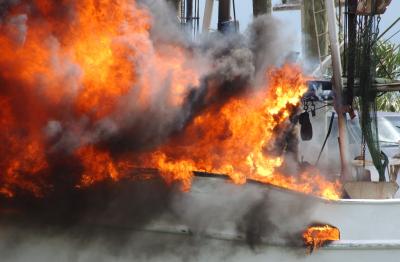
384, 27, 400, 44
376, 16, 400, 42
232, 0, 237, 32
315, 112, 335, 166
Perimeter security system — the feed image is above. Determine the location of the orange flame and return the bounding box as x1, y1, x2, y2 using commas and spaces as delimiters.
141, 65, 342, 199
72, 0, 151, 118
303, 225, 340, 252
76, 146, 126, 187
0, 0, 341, 200
0, 97, 48, 197
0, 0, 199, 196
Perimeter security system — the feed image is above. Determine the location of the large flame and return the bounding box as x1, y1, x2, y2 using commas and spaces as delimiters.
0, 0, 341, 200
142, 65, 341, 199
74, 65, 341, 199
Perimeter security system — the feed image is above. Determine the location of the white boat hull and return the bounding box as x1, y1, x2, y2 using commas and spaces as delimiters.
135, 176, 400, 261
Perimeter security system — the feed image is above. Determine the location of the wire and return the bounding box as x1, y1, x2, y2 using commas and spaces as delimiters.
232, 0, 237, 32
376, 92, 386, 98
314, 104, 329, 111
315, 112, 335, 166
301, 100, 330, 114
376, 16, 400, 42
384, 27, 400, 44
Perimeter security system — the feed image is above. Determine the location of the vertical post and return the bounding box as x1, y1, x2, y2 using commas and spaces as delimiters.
218, 0, 230, 32
186, 0, 193, 33
186, 0, 193, 22
202, 0, 214, 33
325, 0, 350, 181
252, 0, 272, 17
346, 0, 357, 107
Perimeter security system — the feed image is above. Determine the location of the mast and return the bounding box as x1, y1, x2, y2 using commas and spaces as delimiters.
186, 0, 193, 28
202, 0, 214, 33
325, 0, 350, 181
218, 0, 230, 32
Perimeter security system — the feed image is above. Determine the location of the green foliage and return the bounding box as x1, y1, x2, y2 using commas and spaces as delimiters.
375, 41, 400, 80
374, 41, 400, 112
376, 92, 400, 112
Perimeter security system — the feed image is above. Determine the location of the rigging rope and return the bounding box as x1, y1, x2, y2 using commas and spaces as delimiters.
316, 112, 335, 166
346, 0, 386, 181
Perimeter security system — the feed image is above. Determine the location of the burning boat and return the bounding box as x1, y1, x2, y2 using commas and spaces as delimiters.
0, 0, 399, 261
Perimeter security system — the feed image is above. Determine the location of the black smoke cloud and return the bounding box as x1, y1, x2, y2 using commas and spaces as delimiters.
0, 177, 315, 261
0, 0, 309, 260
0, 0, 293, 156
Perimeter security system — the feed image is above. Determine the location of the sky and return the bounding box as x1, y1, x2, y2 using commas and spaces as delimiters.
197, 0, 400, 53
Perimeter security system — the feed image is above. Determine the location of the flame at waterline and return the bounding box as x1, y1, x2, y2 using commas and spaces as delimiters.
303, 225, 340, 251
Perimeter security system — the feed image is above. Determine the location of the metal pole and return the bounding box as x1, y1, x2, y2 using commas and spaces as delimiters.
202, 0, 214, 33
218, 0, 230, 32
196, 0, 200, 35
325, 0, 350, 181
186, 0, 193, 23
346, 0, 357, 108
232, 0, 238, 32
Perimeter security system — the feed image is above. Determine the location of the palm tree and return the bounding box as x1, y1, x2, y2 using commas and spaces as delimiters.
374, 41, 400, 112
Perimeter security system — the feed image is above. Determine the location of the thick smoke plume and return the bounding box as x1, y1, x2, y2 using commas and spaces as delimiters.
0, 178, 315, 261
0, 0, 328, 261
0, 0, 296, 195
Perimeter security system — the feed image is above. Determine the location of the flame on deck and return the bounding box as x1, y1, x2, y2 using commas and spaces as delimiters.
0, 0, 341, 200
303, 224, 340, 252
138, 65, 342, 199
